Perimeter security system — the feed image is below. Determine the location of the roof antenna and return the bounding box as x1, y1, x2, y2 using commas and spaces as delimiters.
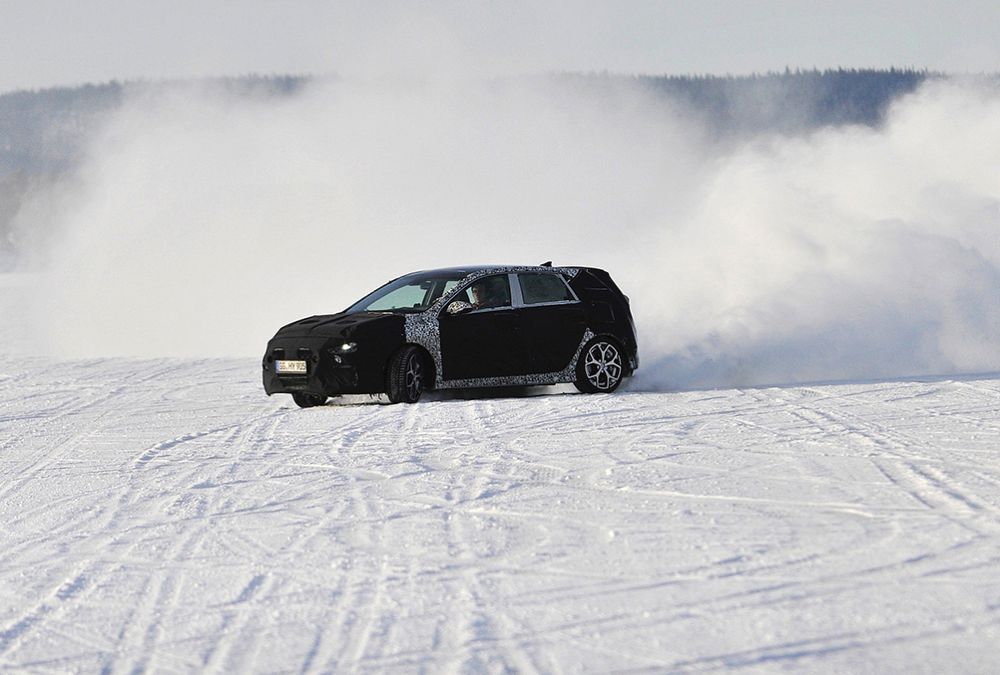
540, 261, 552, 267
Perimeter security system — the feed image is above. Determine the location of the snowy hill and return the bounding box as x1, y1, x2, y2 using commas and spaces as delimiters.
2, 354, 999, 672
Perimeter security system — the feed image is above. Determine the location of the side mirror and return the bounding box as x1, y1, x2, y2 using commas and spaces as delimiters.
446, 300, 473, 315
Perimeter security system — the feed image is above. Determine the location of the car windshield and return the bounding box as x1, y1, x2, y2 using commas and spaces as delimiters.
346, 272, 469, 314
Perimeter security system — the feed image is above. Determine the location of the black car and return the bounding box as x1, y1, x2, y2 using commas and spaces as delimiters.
263, 264, 639, 406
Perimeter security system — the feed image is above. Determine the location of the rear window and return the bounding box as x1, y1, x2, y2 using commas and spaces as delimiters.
518, 273, 575, 305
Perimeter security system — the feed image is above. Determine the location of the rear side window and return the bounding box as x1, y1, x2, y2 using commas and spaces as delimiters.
518, 273, 575, 305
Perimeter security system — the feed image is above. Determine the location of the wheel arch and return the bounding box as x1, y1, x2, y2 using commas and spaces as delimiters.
384, 342, 437, 391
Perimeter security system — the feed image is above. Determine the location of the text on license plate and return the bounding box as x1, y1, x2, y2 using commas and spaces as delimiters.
275, 360, 307, 374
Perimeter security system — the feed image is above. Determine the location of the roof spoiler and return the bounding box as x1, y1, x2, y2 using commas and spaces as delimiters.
540, 261, 552, 267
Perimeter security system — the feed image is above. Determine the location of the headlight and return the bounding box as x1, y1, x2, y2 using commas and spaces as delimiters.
329, 342, 358, 355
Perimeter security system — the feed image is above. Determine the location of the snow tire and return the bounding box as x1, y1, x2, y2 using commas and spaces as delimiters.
292, 392, 327, 408
386, 345, 426, 404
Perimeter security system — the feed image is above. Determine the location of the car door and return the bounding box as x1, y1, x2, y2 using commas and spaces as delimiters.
514, 272, 586, 373
438, 274, 529, 380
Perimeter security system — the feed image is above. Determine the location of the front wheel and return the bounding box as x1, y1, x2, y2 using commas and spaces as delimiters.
574, 337, 625, 393
386, 346, 426, 404
292, 392, 327, 408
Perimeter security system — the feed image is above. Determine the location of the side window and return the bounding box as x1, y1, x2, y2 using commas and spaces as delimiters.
518, 273, 575, 305
468, 274, 512, 310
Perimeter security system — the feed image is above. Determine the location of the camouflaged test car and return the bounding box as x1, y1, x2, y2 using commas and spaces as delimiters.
263, 264, 638, 406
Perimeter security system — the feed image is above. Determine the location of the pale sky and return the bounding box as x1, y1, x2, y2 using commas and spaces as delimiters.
2, 0, 1000, 93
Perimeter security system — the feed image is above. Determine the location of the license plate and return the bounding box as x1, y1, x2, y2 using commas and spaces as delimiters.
275, 360, 307, 374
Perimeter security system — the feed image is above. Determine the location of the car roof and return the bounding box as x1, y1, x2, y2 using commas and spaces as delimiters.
409, 265, 579, 277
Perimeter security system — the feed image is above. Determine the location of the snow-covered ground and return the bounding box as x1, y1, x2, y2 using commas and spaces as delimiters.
2, 282, 1000, 672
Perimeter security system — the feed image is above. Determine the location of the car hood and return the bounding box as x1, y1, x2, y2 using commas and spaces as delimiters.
271, 311, 403, 341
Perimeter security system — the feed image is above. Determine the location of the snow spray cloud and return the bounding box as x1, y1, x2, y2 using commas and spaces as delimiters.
640, 79, 1000, 388
28, 77, 1000, 390
32, 77, 706, 360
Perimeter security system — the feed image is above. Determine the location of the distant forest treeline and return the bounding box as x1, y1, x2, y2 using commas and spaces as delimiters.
0, 68, 935, 177
0, 68, 944, 265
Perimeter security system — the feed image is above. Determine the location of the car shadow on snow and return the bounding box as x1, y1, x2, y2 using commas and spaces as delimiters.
309, 384, 583, 407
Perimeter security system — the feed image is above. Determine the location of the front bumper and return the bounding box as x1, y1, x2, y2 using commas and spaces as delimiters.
262, 339, 362, 396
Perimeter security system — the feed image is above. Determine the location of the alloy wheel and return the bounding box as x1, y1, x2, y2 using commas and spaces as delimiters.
405, 353, 424, 400
584, 341, 623, 391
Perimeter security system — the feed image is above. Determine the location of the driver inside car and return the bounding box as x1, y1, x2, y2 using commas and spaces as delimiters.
469, 277, 510, 310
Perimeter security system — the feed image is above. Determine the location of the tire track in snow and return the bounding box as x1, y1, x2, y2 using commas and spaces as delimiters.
122, 410, 299, 672
0, 574, 91, 659
0, 404, 275, 592
663, 605, 1000, 673
199, 404, 402, 672
337, 403, 428, 669
0, 384, 287, 670
5, 360, 1000, 671
198, 407, 371, 671
426, 398, 526, 673
0, 361, 226, 663
0, 361, 189, 506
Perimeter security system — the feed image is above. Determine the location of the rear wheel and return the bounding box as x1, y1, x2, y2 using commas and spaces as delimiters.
386, 346, 426, 403
574, 337, 625, 393
292, 392, 327, 408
